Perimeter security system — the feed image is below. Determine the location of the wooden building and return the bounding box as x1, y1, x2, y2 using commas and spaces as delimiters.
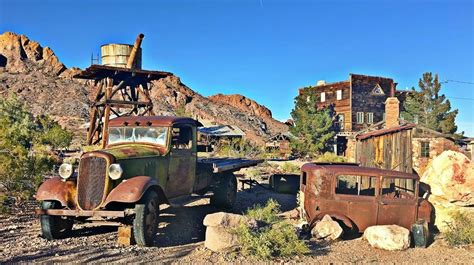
298, 74, 408, 156
265, 132, 294, 158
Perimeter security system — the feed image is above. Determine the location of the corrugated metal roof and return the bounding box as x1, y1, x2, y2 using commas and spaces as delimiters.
198, 125, 245, 137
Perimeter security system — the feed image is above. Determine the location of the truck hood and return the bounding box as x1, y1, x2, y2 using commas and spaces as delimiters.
99, 144, 167, 160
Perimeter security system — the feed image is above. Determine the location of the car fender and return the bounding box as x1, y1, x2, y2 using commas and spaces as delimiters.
103, 176, 167, 207
36, 177, 76, 207
310, 211, 356, 231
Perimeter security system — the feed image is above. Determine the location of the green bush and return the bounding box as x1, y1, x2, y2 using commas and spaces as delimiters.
444, 211, 474, 247
314, 152, 347, 163
279, 162, 300, 174
234, 199, 310, 260
215, 138, 263, 158
0, 95, 72, 199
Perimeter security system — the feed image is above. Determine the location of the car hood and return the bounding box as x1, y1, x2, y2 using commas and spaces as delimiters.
99, 144, 167, 160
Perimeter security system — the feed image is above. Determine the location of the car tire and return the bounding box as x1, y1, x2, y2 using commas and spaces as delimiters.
133, 190, 160, 246
40, 200, 73, 240
210, 173, 237, 209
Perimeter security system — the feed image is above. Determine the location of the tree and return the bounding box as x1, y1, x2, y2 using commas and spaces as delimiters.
290, 87, 335, 156
402, 72, 459, 134
0, 95, 73, 197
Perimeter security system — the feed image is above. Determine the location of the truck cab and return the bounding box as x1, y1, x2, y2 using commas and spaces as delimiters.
36, 116, 260, 246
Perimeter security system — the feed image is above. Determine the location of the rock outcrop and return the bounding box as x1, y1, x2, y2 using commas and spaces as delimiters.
363, 225, 411, 251
0, 31, 288, 146
203, 212, 246, 252
311, 214, 343, 240
420, 150, 474, 232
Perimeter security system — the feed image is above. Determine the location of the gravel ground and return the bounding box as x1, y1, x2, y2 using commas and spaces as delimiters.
1, 181, 473, 263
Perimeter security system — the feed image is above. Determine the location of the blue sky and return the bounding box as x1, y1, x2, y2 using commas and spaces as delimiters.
1, 0, 473, 135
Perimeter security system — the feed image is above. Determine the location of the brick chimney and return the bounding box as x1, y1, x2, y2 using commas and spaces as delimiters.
385, 82, 399, 128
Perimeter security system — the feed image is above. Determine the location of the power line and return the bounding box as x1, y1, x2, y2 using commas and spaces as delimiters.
442, 79, 474, 85
447, 96, 474, 101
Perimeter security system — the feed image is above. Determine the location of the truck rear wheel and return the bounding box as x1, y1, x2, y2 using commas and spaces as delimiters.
40, 200, 73, 240
210, 173, 237, 209
133, 190, 160, 246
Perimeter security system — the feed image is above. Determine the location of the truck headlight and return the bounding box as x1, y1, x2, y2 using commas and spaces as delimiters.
109, 164, 123, 180
58, 163, 73, 179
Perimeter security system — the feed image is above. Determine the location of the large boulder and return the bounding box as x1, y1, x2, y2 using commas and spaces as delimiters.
311, 214, 343, 240
420, 151, 474, 232
203, 212, 246, 252
363, 225, 410, 251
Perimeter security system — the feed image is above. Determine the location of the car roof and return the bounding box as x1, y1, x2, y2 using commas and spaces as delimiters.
109, 116, 203, 127
301, 163, 418, 179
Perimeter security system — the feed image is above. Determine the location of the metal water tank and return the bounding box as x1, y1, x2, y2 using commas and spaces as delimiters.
100, 44, 142, 69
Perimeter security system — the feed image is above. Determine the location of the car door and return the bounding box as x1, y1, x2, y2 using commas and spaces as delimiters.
333, 174, 378, 232
377, 176, 418, 229
165, 124, 196, 198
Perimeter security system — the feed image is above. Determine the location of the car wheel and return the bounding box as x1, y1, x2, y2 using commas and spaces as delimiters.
40, 200, 73, 240
210, 173, 237, 209
133, 190, 160, 246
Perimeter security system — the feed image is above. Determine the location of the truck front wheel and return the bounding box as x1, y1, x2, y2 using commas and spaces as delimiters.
210, 173, 237, 209
133, 190, 160, 246
40, 200, 73, 240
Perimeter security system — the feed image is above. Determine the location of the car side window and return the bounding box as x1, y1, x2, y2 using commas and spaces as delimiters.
381, 177, 416, 199
335, 175, 377, 196
171, 126, 193, 150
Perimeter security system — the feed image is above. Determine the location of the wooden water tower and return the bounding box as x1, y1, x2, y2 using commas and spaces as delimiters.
74, 34, 172, 148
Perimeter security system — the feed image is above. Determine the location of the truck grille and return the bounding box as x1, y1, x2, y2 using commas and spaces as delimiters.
77, 156, 108, 210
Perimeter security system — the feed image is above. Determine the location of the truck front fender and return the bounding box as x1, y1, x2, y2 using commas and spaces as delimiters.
36, 177, 76, 208
103, 176, 167, 207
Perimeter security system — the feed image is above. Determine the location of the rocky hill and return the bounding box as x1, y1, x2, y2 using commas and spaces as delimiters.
0, 32, 288, 146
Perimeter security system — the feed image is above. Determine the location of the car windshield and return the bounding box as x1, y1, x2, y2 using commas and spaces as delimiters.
108, 127, 169, 146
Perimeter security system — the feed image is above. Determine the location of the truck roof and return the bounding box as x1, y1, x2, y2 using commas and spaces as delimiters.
109, 116, 203, 127
301, 163, 418, 180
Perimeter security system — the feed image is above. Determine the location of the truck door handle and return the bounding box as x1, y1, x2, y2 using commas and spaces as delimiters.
380, 202, 387, 205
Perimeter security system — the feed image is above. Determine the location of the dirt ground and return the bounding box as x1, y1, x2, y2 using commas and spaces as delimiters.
1, 179, 473, 263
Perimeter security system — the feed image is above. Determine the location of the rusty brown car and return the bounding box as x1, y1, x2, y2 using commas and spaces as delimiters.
299, 163, 434, 233
36, 116, 261, 246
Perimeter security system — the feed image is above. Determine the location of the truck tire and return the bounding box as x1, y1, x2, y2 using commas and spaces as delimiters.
210, 173, 237, 209
133, 190, 160, 246
40, 200, 73, 240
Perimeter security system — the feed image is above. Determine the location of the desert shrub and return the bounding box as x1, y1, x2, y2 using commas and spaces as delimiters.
215, 138, 263, 158
279, 162, 300, 174
234, 199, 310, 260
444, 211, 474, 246
0, 95, 72, 199
314, 152, 346, 163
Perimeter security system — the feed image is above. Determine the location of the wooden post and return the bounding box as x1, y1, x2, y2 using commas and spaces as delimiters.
117, 225, 134, 246
101, 78, 113, 149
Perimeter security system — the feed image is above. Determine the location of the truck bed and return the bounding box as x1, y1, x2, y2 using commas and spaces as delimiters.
197, 157, 263, 173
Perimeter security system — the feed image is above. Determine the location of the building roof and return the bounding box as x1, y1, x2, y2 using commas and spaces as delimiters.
267, 132, 295, 141
109, 116, 202, 127
198, 125, 245, 137
74, 64, 172, 81
356, 121, 416, 140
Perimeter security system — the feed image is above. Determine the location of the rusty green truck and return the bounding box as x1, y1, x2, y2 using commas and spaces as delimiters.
35, 116, 261, 246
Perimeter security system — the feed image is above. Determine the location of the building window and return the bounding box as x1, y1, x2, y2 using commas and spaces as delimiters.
321, 92, 326, 102
357, 112, 364, 124
371, 84, 385, 95
367, 112, 374, 124
336, 90, 342, 100
421, 142, 430, 158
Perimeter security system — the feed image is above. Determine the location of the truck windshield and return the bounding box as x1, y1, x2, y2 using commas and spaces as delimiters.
108, 127, 168, 146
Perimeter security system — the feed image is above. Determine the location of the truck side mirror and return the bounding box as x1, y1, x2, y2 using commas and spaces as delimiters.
422, 190, 430, 200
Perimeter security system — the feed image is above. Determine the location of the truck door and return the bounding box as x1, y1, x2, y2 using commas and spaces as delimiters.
166, 124, 196, 198
377, 176, 417, 229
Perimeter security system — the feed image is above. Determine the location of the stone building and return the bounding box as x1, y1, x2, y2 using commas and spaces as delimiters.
298, 73, 407, 156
